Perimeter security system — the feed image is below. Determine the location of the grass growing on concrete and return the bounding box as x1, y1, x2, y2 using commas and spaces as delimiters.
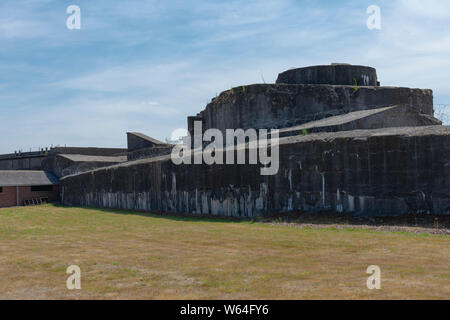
0, 204, 448, 299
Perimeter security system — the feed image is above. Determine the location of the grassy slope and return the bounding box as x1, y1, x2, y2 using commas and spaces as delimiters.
0, 204, 448, 299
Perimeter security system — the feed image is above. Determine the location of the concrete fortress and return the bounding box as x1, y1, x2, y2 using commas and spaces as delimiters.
60, 64, 450, 217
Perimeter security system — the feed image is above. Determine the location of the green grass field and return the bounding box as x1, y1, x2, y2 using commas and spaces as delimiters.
0, 204, 448, 299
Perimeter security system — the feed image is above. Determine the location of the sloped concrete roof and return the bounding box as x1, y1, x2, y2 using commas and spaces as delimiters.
0, 170, 59, 186
127, 132, 165, 145
58, 154, 127, 163
278, 105, 442, 137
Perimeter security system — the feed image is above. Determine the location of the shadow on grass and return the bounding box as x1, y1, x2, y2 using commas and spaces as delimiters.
262, 211, 450, 230
52, 203, 450, 230
52, 203, 249, 225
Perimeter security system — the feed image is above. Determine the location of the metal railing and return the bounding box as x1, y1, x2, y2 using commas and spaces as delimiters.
435, 104, 450, 124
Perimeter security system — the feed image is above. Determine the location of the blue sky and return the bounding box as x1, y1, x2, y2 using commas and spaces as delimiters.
0, 0, 449, 153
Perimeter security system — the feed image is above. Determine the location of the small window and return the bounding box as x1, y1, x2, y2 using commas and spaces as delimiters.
0, 187, 3, 193
31, 185, 53, 192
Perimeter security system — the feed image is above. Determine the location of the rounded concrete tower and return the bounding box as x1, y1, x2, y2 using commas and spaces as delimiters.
276, 63, 379, 86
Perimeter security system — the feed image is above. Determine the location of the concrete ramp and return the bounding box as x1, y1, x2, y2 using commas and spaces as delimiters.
278, 105, 441, 137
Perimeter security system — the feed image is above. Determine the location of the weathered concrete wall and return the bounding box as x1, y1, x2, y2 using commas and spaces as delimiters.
61, 126, 450, 217
42, 154, 126, 178
189, 84, 433, 136
41, 155, 73, 177
127, 132, 166, 152
127, 146, 173, 161
0, 147, 127, 171
0, 156, 47, 170
278, 105, 442, 137
276, 64, 378, 86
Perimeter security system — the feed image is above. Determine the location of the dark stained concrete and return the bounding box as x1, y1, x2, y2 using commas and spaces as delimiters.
189, 84, 433, 136
61, 126, 450, 217
42, 154, 127, 178
127, 132, 167, 152
276, 64, 379, 86
278, 105, 442, 137
127, 146, 174, 161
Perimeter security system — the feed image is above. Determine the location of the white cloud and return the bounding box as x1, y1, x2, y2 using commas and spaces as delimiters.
361, 1, 450, 97
399, 0, 450, 18
1, 0, 450, 153
0, 18, 47, 39
0, 95, 183, 152
0, 57, 291, 152
89, 99, 180, 117
53, 62, 192, 92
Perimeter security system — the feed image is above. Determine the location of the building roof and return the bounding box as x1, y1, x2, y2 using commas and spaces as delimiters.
58, 154, 127, 163
0, 170, 59, 187
127, 132, 166, 145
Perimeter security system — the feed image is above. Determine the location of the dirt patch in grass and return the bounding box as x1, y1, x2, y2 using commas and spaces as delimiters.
260, 211, 450, 233
268, 222, 449, 235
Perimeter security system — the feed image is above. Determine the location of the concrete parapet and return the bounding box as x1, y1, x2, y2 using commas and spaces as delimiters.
276, 64, 379, 86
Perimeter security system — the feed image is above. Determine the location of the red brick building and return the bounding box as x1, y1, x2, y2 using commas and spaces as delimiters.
0, 171, 59, 208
